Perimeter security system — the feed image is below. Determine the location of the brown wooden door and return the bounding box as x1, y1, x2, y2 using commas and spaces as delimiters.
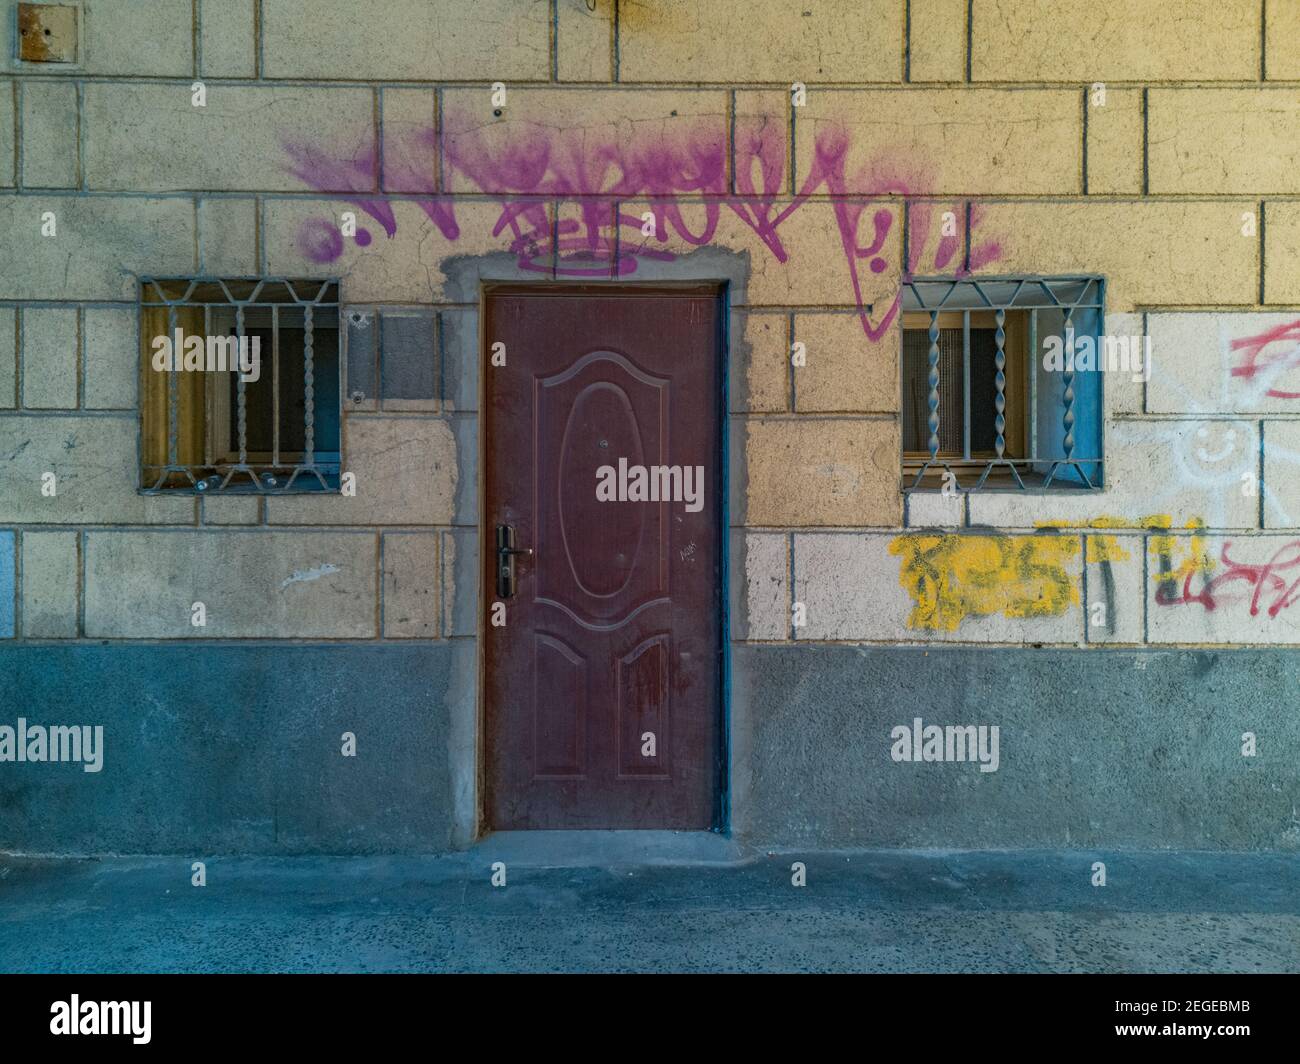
483, 286, 723, 830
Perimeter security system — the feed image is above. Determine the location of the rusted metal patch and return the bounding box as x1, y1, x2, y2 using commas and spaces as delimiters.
18, 3, 78, 64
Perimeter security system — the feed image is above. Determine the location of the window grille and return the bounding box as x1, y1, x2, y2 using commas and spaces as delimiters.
902, 277, 1105, 492
139, 278, 341, 493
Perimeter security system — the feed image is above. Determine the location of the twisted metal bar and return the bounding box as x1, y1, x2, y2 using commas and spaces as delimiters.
1062, 307, 1075, 461
303, 303, 315, 466
927, 310, 940, 461
236, 305, 248, 466
994, 308, 1006, 459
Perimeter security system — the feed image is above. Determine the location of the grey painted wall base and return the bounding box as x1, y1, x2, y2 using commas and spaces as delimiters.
0, 644, 455, 855
2, 644, 1298, 854
732, 646, 1300, 851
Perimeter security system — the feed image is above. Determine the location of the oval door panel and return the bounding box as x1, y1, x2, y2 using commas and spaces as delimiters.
557, 376, 647, 599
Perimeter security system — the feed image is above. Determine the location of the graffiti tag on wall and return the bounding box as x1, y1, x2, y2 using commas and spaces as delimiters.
888, 533, 1081, 632
282, 112, 1002, 342
890, 517, 1300, 634
1230, 318, 1300, 399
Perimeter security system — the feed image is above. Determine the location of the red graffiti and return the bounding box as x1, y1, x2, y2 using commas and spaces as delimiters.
1229, 318, 1300, 398
282, 113, 1002, 343
1156, 539, 1300, 617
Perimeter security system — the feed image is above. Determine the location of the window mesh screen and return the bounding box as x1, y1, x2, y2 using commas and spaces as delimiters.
903, 328, 957, 453
967, 330, 997, 454
903, 328, 998, 455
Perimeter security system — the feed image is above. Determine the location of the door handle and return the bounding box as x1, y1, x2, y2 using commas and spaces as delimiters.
495, 523, 533, 599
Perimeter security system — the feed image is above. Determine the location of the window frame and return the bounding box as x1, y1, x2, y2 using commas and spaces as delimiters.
137, 276, 343, 495
900, 276, 1106, 493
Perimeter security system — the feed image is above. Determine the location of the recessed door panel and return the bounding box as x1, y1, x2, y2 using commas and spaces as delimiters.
484, 286, 722, 830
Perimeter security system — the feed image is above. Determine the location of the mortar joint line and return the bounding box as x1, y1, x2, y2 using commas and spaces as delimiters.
613, 0, 620, 83
550, 0, 559, 83
903, 0, 911, 84
965, 0, 974, 83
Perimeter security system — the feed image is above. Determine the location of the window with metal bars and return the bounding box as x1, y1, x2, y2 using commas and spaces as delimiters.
139, 278, 341, 493
902, 277, 1105, 492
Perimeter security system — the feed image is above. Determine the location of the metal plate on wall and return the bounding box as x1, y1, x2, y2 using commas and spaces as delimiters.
18, 3, 78, 63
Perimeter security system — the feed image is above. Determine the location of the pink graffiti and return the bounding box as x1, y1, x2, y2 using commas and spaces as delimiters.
1156, 539, 1300, 618
282, 112, 1002, 342
1229, 318, 1300, 399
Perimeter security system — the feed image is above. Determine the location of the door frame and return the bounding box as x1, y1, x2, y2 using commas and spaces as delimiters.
475, 280, 733, 837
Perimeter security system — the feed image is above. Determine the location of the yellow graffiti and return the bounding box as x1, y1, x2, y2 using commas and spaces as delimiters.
888, 534, 1081, 632
892, 516, 1217, 631
1148, 517, 1213, 589
1034, 514, 1175, 563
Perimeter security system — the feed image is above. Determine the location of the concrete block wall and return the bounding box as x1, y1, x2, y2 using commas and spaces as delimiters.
2, 1, 1300, 853
0, 0, 1297, 651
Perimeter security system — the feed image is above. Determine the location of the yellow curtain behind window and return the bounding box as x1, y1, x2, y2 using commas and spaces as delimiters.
140, 306, 206, 488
